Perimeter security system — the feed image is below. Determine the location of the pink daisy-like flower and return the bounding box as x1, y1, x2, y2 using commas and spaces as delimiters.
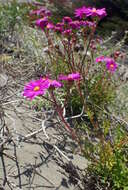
54, 26, 63, 33
46, 22, 54, 30
36, 17, 48, 30
95, 56, 117, 72
56, 22, 64, 27
86, 21, 96, 27
85, 7, 107, 18
63, 16, 72, 23
40, 78, 62, 88
44, 10, 51, 17
23, 80, 49, 100
79, 20, 87, 27
62, 29, 72, 36
30, 8, 46, 16
30, 8, 51, 17
59, 73, 81, 81
69, 21, 80, 29
48, 79, 62, 88
80, 20, 96, 28
75, 6, 87, 19
105, 58, 117, 73
95, 55, 105, 63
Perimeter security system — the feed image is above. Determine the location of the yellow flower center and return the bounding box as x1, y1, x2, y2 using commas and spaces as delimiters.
34, 86, 40, 91
42, 77, 47, 81
68, 76, 72, 79
110, 64, 114, 68
92, 8, 97, 12
41, 17, 45, 21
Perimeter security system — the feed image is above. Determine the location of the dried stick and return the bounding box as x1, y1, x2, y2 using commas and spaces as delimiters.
13, 141, 22, 189
0, 146, 7, 186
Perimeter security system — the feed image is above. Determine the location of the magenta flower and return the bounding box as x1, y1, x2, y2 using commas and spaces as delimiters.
62, 29, 72, 36
46, 22, 54, 30
56, 22, 64, 27
54, 26, 63, 33
105, 58, 117, 73
59, 73, 81, 81
30, 8, 51, 17
48, 80, 62, 88
69, 21, 80, 29
79, 20, 87, 27
95, 56, 105, 63
44, 10, 51, 17
86, 21, 96, 27
75, 6, 87, 19
63, 16, 72, 23
36, 17, 48, 30
40, 78, 62, 88
84, 7, 107, 18
80, 20, 96, 28
30, 8, 46, 16
75, 6, 106, 19
23, 80, 48, 100
95, 56, 117, 72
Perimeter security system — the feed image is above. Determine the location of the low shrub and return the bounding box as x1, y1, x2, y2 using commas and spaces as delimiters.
22, 5, 128, 190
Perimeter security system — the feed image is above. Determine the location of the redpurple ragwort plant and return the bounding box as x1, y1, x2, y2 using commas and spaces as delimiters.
23, 5, 120, 152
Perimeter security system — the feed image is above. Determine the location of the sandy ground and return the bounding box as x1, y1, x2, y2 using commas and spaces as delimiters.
0, 99, 88, 190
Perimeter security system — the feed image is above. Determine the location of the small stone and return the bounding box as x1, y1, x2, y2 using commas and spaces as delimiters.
72, 154, 88, 170
123, 71, 128, 81
0, 73, 8, 88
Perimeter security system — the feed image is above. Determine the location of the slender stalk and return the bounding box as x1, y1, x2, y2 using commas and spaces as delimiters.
49, 89, 83, 153
76, 81, 98, 128
0, 147, 7, 186
13, 142, 22, 189
61, 39, 72, 72
50, 90, 75, 135
80, 25, 96, 73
